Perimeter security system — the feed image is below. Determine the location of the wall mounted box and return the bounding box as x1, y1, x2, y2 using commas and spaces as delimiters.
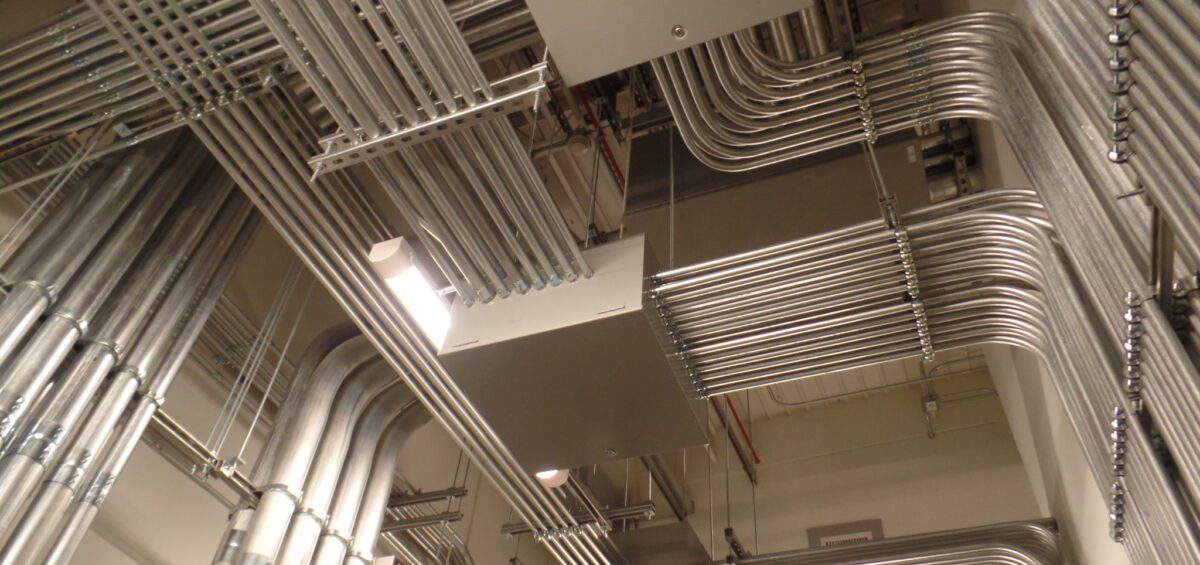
437, 235, 705, 473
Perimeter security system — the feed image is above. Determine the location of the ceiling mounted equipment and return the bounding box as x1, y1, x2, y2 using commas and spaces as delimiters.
438, 235, 706, 473
525, 0, 816, 85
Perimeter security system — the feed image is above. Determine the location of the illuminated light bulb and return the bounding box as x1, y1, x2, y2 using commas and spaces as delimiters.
368, 237, 451, 349
534, 469, 570, 489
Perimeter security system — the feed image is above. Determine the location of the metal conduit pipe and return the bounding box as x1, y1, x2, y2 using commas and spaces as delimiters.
0, 143, 170, 370
0, 139, 189, 450
0, 190, 251, 565
186, 102, 609, 562
108, 2, 605, 552
0, 152, 222, 529
653, 188, 1200, 559
274, 359, 398, 564
187, 96, 602, 562
233, 336, 383, 564
0, 157, 117, 285
208, 322, 363, 565
41, 206, 259, 565
309, 387, 418, 565
77, 2, 593, 559
0, 0, 537, 158
646, 12, 1200, 559
345, 406, 433, 565
724, 519, 1058, 564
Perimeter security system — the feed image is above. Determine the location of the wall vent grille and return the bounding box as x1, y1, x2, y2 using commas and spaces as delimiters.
806, 519, 884, 549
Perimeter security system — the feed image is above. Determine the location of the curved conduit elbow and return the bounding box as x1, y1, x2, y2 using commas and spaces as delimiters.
234, 331, 383, 564
346, 405, 433, 565
310, 385, 420, 565
274, 358, 398, 564
212, 322, 360, 565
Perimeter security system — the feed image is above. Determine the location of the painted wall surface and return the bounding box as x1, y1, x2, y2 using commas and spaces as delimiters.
985, 345, 1132, 565
663, 371, 1043, 559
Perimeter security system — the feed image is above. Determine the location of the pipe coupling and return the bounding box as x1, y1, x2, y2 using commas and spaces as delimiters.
345, 550, 374, 565
0, 391, 28, 446
1109, 479, 1126, 543
295, 506, 329, 526
1111, 406, 1128, 477
47, 310, 88, 335
12, 279, 55, 303
82, 471, 118, 506
114, 363, 149, 386
1122, 292, 1144, 410
321, 528, 354, 547
80, 338, 122, 359
48, 446, 95, 489
12, 419, 66, 465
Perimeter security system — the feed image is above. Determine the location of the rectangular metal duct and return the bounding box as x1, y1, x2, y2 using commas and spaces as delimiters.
526, 0, 813, 85
438, 235, 705, 473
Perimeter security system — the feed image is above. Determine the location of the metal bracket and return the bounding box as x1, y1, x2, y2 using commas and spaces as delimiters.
308, 64, 551, 175
1110, 406, 1128, 543
1106, 1, 1136, 163
725, 527, 751, 559
1123, 292, 1144, 412
896, 228, 934, 362
850, 59, 877, 144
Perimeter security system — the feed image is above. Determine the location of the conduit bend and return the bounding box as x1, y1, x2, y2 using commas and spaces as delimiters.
211, 321, 362, 565
346, 405, 433, 565
310, 385, 419, 565
275, 358, 398, 564
235, 333, 383, 563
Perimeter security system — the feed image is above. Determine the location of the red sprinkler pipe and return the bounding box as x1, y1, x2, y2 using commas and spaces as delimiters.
573, 85, 627, 188
726, 396, 761, 464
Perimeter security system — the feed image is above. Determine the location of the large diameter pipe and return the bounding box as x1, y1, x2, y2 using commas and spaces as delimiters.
0, 156, 116, 284
210, 323, 363, 565
0, 140, 193, 453
345, 406, 432, 564
0, 145, 165, 371
274, 360, 397, 565
0, 139, 197, 451
41, 208, 259, 565
310, 387, 417, 565
235, 336, 383, 564
0, 150, 217, 516
0, 189, 249, 565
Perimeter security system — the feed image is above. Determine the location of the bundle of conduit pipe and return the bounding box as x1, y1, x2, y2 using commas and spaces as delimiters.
67, 0, 616, 560
0, 0, 539, 197
0, 135, 257, 564
652, 9, 1200, 563
717, 519, 1060, 565
208, 324, 439, 565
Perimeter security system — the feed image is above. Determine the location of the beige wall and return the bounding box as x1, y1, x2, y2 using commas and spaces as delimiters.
669, 371, 1041, 558
985, 345, 1131, 565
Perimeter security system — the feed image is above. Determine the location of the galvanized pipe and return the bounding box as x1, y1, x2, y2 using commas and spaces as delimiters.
0, 190, 252, 565
310, 387, 417, 565
344, 405, 432, 565
274, 359, 397, 565
40, 206, 258, 565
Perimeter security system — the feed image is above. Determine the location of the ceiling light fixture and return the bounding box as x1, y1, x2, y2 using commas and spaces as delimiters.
534, 469, 570, 489
368, 236, 451, 349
